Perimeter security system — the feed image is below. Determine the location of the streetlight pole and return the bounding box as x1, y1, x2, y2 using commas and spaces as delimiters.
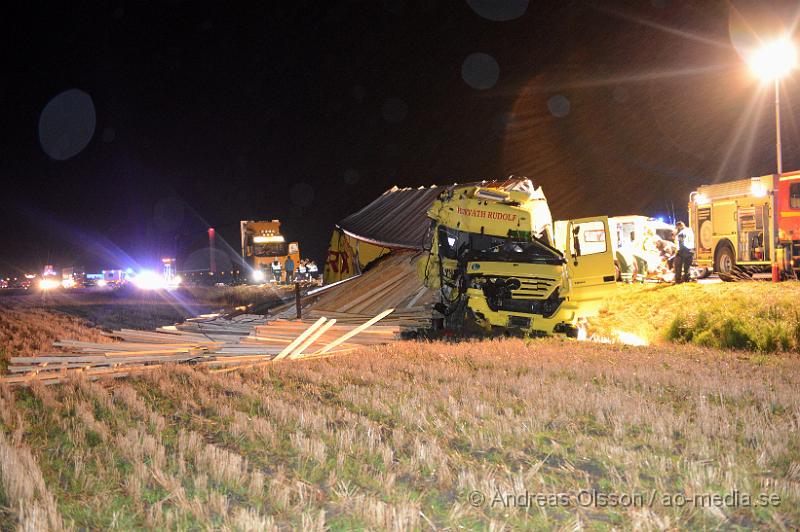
775, 78, 783, 175
748, 37, 796, 173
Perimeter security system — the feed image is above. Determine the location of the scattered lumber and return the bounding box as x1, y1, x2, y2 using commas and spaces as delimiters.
266, 252, 434, 330
1, 310, 398, 387
1, 253, 436, 387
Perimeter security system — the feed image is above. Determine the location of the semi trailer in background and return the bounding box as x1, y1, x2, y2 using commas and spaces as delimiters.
240, 219, 301, 283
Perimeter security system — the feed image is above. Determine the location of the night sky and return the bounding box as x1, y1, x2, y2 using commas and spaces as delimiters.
3, 0, 799, 276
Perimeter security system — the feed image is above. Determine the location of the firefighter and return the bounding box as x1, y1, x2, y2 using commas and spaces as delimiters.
673, 221, 695, 284
307, 260, 319, 283
270, 259, 282, 284
297, 259, 307, 282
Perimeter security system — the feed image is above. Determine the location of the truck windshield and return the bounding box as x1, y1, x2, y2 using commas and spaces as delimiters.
438, 226, 563, 264
465, 237, 564, 264
254, 242, 289, 257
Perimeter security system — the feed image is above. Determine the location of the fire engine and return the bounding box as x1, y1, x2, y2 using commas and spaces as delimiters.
688, 170, 800, 280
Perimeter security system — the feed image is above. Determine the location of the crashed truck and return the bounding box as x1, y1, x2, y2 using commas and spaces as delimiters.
324, 177, 617, 337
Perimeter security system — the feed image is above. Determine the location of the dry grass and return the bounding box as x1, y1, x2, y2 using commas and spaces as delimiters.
0, 301, 112, 366
0, 338, 798, 529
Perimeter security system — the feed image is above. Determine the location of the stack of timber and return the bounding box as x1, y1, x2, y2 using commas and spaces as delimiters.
268, 251, 435, 329
0, 310, 396, 387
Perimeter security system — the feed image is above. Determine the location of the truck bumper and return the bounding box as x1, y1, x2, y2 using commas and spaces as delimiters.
465, 290, 577, 336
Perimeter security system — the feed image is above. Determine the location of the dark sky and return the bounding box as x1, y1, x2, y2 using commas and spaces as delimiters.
2, 0, 799, 276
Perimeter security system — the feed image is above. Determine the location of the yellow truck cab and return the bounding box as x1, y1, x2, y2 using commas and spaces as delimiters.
420, 178, 616, 336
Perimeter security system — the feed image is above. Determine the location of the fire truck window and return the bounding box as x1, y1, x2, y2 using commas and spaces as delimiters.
791, 183, 800, 209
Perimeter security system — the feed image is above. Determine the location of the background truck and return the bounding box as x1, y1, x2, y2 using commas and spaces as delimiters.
419, 178, 616, 337
240, 220, 300, 283
688, 171, 800, 280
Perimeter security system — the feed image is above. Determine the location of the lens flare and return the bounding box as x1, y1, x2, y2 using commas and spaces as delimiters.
131, 270, 165, 290
39, 278, 60, 290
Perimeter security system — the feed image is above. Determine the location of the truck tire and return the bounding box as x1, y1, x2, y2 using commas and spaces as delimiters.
443, 297, 467, 331
714, 244, 735, 275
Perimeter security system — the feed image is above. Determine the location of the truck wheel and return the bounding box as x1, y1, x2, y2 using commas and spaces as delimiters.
444, 298, 467, 331
714, 245, 735, 275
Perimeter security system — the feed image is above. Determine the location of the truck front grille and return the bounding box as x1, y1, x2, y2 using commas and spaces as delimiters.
511, 276, 559, 299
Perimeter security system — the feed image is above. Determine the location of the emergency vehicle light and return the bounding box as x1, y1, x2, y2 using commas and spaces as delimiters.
253, 235, 285, 244
750, 179, 768, 198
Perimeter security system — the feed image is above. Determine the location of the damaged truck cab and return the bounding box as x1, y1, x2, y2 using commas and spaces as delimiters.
419, 178, 616, 337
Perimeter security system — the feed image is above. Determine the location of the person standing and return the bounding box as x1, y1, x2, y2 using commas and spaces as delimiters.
270, 259, 282, 284
673, 221, 695, 284
307, 260, 319, 283
284, 256, 295, 285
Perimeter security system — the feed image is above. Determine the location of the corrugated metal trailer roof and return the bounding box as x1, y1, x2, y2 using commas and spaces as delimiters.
338, 185, 443, 250
336, 177, 535, 250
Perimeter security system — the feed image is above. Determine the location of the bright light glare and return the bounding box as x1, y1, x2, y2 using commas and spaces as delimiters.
613, 330, 649, 346
252, 269, 265, 282
96, 279, 108, 287
751, 181, 768, 197
39, 278, 60, 290
694, 193, 710, 205
748, 38, 797, 81
253, 235, 285, 244
131, 270, 165, 290
61, 278, 75, 289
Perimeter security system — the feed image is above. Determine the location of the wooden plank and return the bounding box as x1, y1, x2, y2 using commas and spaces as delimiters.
271, 317, 327, 361
288, 319, 337, 359
336, 273, 406, 313
315, 309, 394, 355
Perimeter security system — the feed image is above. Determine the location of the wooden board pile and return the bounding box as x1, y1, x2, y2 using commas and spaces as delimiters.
0, 310, 396, 387
269, 251, 435, 329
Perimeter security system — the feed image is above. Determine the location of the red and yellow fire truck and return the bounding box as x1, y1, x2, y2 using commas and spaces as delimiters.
688, 170, 800, 279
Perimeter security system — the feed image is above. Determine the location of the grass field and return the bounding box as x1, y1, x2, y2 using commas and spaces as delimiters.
591, 281, 800, 353
1, 282, 799, 529
0, 339, 798, 530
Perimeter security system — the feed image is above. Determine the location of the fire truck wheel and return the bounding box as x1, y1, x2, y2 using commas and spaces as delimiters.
714, 244, 735, 275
